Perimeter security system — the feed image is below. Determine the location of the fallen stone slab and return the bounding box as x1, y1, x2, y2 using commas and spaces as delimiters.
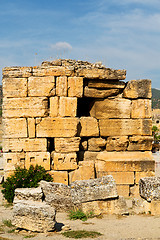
12, 201, 56, 232
70, 175, 118, 204
13, 187, 43, 203
139, 177, 160, 202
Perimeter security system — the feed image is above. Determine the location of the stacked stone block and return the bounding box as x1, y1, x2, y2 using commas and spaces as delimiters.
2, 59, 155, 197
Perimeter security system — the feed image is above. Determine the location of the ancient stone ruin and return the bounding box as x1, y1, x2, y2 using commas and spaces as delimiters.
2, 59, 155, 198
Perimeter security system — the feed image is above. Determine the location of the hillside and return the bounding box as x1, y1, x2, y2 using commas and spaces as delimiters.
152, 88, 160, 109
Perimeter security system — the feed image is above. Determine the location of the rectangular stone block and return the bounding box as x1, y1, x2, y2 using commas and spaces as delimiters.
25, 152, 50, 170
79, 117, 99, 137
48, 170, 68, 185
56, 76, 68, 96
97, 171, 134, 184
151, 200, 160, 215
90, 98, 131, 119
106, 136, 128, 151
116, 185, 130, 197
4, 152, 25, 171
135, 171, 155, 184
55, 137, 80, 152
3, 118, 27, 138
84, 86, 120, 98
131, 99, 152, 119
59, 97, 77, 117
88, 138, 106, 151
141, 119, 152, 135
128, 136, 153, 151
28, 76, 55, 97
50, 96, 59, 117
36, 117, 79, 137
28, 118, 35, 138
69, 161, 95, 183
14, 187, 43, 203
3, 97, 48, 118
3, 138, 47, 152
52, 152, 78, 170
3, 66, 32, 78
3, 78, 27, 98
68, 77, 83, 97
87, 80, 126, 89
129, 184, 140, 198
33, 66, 73, 77
139, 177, 160, 201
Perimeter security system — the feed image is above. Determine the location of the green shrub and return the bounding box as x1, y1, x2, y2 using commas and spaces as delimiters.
62, 230, 102, 239
69, 209, 94, 221
2, 165, 53, 203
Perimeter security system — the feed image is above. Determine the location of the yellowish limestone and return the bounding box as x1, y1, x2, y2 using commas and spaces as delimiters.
97, 171, 134, 184
128, 136, 153, 151
3, 118, 27, 138
33, 66, 74, 77
50, 97, 59, 117
48, 170, 68, 185
68, 77, 83, 97
84, 87, 120, 98
55, 137, 80, 152
3, 66, 32, 78
3, 78, 27, 98
28, 118, 36, 138
4, 152, 25, 171
87, 80, 125, 89
135, 171, 155, 184
25, 152, 50, 170
79, 117, 99, 137
116, 185, 130, 197
52, 152, 78, 170
88, 138, 106, 151
56, 76, 68, 96
106, 136, 128, 151
131, 99, 152, 118
59, 97, 77, 117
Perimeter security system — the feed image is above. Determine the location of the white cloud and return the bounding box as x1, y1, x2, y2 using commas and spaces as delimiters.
50, 42, 72, 51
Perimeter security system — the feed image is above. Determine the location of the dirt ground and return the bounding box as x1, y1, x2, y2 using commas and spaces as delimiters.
0, 204, 160, 240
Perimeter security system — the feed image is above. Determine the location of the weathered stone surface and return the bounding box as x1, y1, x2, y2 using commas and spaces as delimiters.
3, 118, 27, 138
3, 67, 32, 78
84, 87, 120, 98
123, 79, 152, 99
68, 77, 83, 97
79, 139, 88, 151
79, 117, 99, 137
50, 96, 59, 117
12, 201, 56, 232
28, 76, 55, 97
99, 119, 152, 136
88, 138, 106, 151
3, 78, 27, 97
135, 171, 155, 184
59, 97, 77, 117
55, 137, 80, 152
3, 97, 48, 118
25, 152, 50, 170
33, 66, 73, 77
14, 187, 43, 203
51, 152, 78, 170
97, 171, 134, 185
116, 185, 130, 197
131, 99, 152, 118
39, 180, 73, 211
106, 136, 128, 151
48, 170, 68, 185
28, 118, 35, 138
77, 68, 126, 80
87, 79, 126, 89
151, 200, 160, 215
56, 76, 68, 96
3, 138, 47, 152
70, 176, 118, 204
69, 161, 95, 183
36, 117, 79, 137
128, 136, 153, 151
139, 177, 160, 201
3, 152, 25, 171
90, 98, 131, 119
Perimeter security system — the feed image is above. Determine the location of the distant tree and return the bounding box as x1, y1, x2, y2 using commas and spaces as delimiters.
152, 125, 160, 143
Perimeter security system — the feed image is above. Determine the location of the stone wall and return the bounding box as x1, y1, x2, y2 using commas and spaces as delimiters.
2, 59, 155, 197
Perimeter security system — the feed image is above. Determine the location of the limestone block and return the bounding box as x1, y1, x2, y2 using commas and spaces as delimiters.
28, 76, 55, 96
50, 96, 59, 117
3, 78, 27, 97
3, 118, 27, 138
90, 98, 131, 119
151, 200, 160, 215
78, 151, 98, 162
56, 76, 68, 96
48, 170, 68, 185
33, 66, 73, 77
135, 171, 155, 184
97, 171, 134, 184
59, 97, 77, 117
69, 161, 95, 183
128, 136, 153, 151
54, 137, 80, 152
36, 117, 79, 138
3, 97, 48, 118
87, 79, 126, 89
129, 184, 140, 198
123, 79, 152, 99
139, 177, 160, 201
84, 86, 120, 98
99, 119, 152, 136
12, 201, 56, 232
39, 180, 73, 211
4, 152, 25, 171
88, 138, 106, 151
68, 77, 83, 97
131, 99, 152, 119
77, 68, 126, 80
3, 138, 47, 152
25, 152, 50, 170
106, 136, 128, 151
3, 66, 32, 78
79, 117, 99, 137
52, 152, 78, 170
14, 187, 43, 203
28, 118, 35, 138
116, 185, 130, 197
70, 176, 118, 204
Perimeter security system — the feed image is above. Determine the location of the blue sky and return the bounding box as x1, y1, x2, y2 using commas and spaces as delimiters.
0, 0, 160, 89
